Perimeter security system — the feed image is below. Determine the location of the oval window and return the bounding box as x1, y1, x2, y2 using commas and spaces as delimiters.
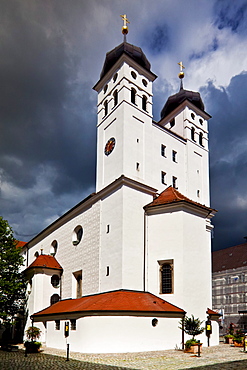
50, 240, 58, 256
131, 71, 137, 79
50, 294, 60, 305
51, 274, 60, 288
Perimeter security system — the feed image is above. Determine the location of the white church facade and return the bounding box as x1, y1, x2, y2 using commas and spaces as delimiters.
21, 23, 219, 353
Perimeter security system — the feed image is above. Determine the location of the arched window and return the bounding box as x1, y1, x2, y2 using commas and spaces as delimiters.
142, 95, 147, 111
104, 100, 108, 116
72, 225, 83, 246
131, 88, 136, 104
113, 90, 118, 107
50, 240, 58, 256
51, 274, 60, 288
191, 127, 195, 141
50, 294, 60, 305
199, 132, 203, 146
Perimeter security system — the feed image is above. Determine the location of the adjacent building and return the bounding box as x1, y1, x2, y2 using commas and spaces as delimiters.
212, 242, 247, 333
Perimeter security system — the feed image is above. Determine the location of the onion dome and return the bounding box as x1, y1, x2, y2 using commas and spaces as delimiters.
161, 88, 205, 120
100, 41, 151, 80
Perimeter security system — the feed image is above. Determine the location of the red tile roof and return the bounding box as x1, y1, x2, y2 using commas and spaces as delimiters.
144, 186, 214, 212
207, 308, 221, 316
25, 254, 63, 272
16, 240, 27, 249
32, 289, 186, 320
212, 243, 247, 273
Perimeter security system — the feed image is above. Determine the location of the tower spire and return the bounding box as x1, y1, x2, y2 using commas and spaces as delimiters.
178, 61, 185, 90
120, 14, 130, 42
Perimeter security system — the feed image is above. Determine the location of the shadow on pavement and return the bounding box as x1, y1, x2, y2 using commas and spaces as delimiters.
183, 359, 247, 369
0, 350, 138, 370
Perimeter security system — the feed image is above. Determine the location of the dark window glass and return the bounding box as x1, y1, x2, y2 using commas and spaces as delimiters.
113, 90, 118, 106
50, 294, 60, 305
142, 95, 147, 111
51, 274, 60, 288
161, 264, 172, 294
131, 88, 136, 104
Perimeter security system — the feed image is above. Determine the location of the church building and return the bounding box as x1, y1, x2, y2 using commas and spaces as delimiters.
22, 18, 219, 353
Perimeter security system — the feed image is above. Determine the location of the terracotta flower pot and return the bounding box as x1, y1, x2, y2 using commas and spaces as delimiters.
184, 344, 202, 353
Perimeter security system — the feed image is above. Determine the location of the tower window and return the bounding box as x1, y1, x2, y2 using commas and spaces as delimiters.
73, 270, 82, 298
104, 84, 108, 94
172, 176, 177, 189
159, 261, 173, 294
131, 88, 136, 104
106, 224, 110, 233
170, 118, 175, 128
142, 79, 147, 87
104, 100, 108, 116
161, 171, 166, 185
113, 90, 118, 106
199, 132, 203, 146
113, 73, 118, 83
136, 162, 140, 171
131, 71, 137, 79
199, 118, 203, 125
161, 144, 166, 157
191, 113, 195, 120
50, 294, 60, 305
142, 95, 147, 111
106, 266, 110, 276
172, 150, 177, 162
51, 274, 60, 288
191, 127, 195, 141
50, 240, 58, 256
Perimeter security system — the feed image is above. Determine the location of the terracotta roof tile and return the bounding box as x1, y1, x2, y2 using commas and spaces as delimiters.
16, 240, 27, 249
32, 289, 185, 319
212, 243, 247, 273
144, 186, 214, 212
25, 254, 63, 271
207, 308, 221, 316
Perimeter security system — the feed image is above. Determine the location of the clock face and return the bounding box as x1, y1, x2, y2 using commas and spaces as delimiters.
104, 137, 116, 156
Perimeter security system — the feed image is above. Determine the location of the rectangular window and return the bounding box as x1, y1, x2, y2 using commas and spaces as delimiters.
172, 150, 177, 162
159, 260, 173, 294
172, 176, 177, 189
70, 319, 76, 331
161, 171, 166, 185
106, 224, 110, 233
161, 144, 166, 157
55, 320, 60, 330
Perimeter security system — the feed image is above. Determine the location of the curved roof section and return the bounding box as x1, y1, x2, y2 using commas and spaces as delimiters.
161, 88, 205, 120
100, 41, 151, 79
32, 289, 185, 320
24, 254, 63, 272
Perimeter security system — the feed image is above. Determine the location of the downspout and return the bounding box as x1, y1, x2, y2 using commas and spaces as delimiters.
143, 210, 147, 291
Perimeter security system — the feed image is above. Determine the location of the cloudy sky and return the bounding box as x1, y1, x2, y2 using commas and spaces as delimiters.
0, 0, 247, 251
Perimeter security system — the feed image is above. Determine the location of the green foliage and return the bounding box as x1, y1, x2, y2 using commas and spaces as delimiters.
179, 315, 204, 339
185, 338, 200, 349
0, 216, 26, 323
25, 326, 41, 341
24, 341, 42, 352
234, 329, 244, 343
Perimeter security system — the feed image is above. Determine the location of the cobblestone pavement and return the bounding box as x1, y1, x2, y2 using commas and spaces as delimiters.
1, 343, 247, 369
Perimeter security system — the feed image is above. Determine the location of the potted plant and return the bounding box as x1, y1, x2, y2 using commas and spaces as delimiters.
24, 326, 42, 353
233, 329, 244, 347
179, 315, 204, 353
224, 323, 235, 344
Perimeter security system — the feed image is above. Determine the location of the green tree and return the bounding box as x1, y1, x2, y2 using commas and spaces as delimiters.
179, 315, 204, 339
0, 217, 26, 325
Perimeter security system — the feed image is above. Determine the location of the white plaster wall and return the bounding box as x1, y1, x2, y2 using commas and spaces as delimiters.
146, 208, 218, 346
26, 201, 100, 300
46, 315, 183, 353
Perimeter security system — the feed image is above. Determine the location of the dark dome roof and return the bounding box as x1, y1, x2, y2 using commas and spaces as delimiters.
100, 41, 151, 79
160, 88, 205, 120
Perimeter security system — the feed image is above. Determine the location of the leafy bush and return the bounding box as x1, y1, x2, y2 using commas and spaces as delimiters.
25, 326, 41, 341
179, 315, 204, 339
185, 339, 200, 349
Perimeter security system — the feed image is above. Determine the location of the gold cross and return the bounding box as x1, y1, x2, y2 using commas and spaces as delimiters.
178, 61, 185, 72
120, 14, 130, 28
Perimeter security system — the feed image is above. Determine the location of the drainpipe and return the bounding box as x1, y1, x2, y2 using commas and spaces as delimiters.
143, 210, 147, 291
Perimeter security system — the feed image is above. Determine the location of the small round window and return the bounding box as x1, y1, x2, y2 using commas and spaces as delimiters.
152, 318, 158, 327
72, 225, 83, 246
34, 251, 39, 258
51, 274, 60, 288
131, 71, 137, 79
191, 113, 195, 120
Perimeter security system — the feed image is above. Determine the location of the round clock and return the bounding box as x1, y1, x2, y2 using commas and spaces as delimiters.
104, 137, 116, 156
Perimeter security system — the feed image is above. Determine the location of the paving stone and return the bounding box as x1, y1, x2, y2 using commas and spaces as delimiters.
1, 343, 247, 369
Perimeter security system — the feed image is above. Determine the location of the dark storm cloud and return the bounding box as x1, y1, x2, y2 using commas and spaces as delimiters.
144, 24, 170, 55
214, 0, 247, 32
201, 72, 247, 250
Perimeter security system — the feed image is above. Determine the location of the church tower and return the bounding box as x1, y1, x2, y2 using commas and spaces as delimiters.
93, 16, 157, 193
